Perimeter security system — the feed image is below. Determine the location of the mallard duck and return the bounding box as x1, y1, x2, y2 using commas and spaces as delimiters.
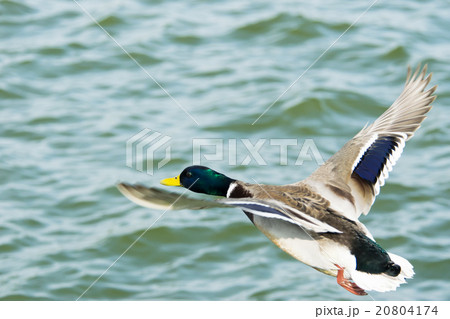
118, 65, 436, 296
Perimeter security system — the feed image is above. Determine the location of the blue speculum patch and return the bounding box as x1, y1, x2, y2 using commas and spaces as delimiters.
353, 136, 398, 184
237, 202, 291, 219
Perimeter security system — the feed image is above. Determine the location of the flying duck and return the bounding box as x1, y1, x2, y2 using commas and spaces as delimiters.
118, 65, 436, 295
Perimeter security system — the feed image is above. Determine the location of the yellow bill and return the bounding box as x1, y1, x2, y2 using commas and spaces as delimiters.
160, 175, 182, 187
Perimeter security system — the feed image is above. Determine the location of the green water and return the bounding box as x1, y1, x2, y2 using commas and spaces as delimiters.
1, 0, 449, 301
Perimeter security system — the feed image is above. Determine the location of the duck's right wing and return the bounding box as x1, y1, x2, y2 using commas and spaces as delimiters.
301, 65, 436, 221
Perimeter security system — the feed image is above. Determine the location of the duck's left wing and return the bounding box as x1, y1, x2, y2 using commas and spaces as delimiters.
118, 183, 341, 234
117, 183, 230, 210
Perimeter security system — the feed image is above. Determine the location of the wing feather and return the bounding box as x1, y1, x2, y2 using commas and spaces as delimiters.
301, 64, 436, 220
218, 198, 342, 234
117, 183, 341, 234
117, 183, 229, 210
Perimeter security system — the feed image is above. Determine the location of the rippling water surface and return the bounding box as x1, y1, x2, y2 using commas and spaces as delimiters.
1, 0, 449, 300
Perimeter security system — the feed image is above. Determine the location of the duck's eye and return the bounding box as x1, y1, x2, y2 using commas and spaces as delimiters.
186, 172, 193, 177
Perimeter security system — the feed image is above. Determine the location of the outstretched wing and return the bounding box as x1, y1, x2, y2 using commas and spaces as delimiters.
301, 65, 436, 220
117, 183, 341, 234
117, 183, 230, 210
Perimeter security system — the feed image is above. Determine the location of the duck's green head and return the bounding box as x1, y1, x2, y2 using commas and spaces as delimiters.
160, 165, 235, 197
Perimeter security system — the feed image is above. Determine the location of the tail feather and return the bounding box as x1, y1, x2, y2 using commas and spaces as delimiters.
388, 252, 415, 278
350, 253, 414, 292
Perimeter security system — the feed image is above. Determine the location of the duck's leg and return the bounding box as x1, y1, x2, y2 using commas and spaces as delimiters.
334, 264, 367, 296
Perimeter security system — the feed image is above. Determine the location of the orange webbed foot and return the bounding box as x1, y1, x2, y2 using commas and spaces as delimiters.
335, 264, 368, 296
